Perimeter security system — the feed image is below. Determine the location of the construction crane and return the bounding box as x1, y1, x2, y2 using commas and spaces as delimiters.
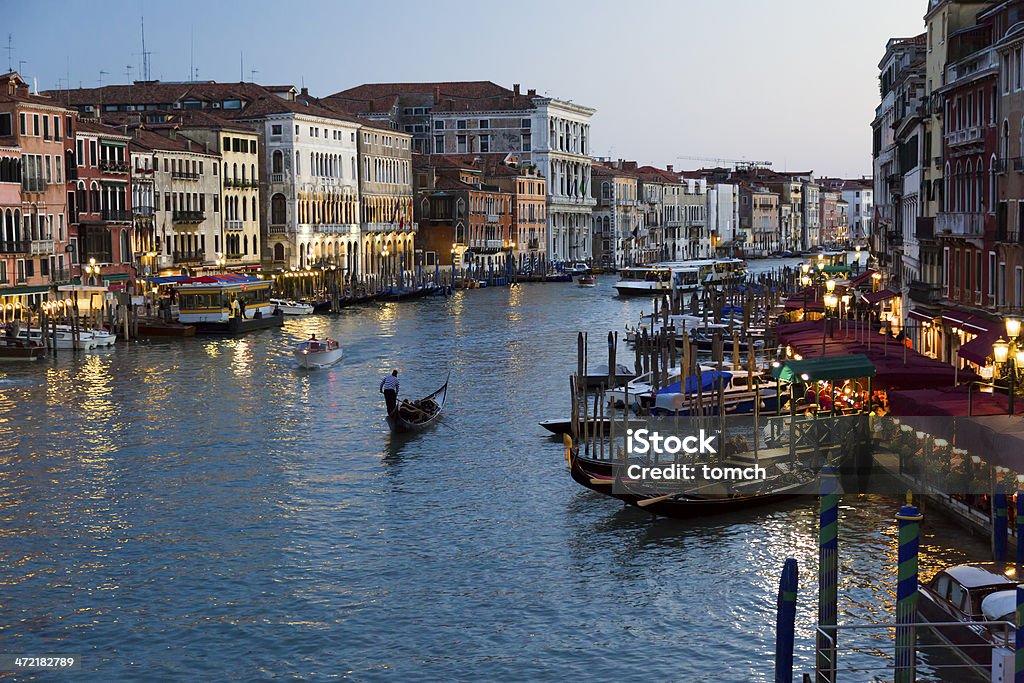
676, 156, 773, 170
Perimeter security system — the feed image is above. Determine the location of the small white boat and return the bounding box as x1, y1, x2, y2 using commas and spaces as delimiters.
81, 327, 116, 347
14, 327, 97, 350
578, 274, 597, 287
293, 338, 343, 369
271, 299, 315, 316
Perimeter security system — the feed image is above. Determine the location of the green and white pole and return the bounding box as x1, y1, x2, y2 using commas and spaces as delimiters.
816, 465, 839, 683
895, 492, 923, 683
1015, 585, 1024, 683
775, 558, 798, 683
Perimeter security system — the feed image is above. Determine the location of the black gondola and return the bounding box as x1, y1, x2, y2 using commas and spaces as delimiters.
386, 375, 449, 433
564, 436, 813, 519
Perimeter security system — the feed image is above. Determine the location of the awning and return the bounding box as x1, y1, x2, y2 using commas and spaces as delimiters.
850, 270, 877, 287
862, 288, 897, 305
822, 265, 851, 273
656, 371, 733, 395
941, 311, 993, 334
771, 354, 876, 383
908, 309, 937, 323
57, 284, 108, 293
103, 273, 130, 282
147, 275, 190, 285
0, 285, 50, 297
957, 331, 1000, 366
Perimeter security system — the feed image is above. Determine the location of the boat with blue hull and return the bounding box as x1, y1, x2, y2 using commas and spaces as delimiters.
635, 370, 780, 417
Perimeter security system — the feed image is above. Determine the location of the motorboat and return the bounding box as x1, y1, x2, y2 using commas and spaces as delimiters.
13, 326, 98, 350
87, 327, 117, 347
293, 338, 343, 369
918, 563, 1019, 671
641, 370, 780, 416
568, 262, 591, 276
270, 298, 315, 315
0, 337, 45, 361
578, 274, 597, 287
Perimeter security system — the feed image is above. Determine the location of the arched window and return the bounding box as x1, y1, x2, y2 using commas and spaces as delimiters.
274, 243, 285, 262
251, 164, 256, 182
233, 163, 238, 182
1003, 119, 1011, 162
121, 230, 130, 263
272, 150, 283, 174
271, 193, 287, 225
955, 161, 962, 211
295, 151, 301, 175
242, 197, 247, 221
252, 196, 257, 220
965, 160, 972, 210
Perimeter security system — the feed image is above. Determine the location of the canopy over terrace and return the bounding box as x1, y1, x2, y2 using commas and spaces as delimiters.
776, 320, 975, 389
770, 354, 875, 383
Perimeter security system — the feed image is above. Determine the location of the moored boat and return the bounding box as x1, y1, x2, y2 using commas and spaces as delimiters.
918, 563, 1019, 670
386, 375, 449, 433
0, 337, 45, 361
177, 275, 285, 334
578, 274, 597, 287
293, 337, 343, 369
270, 298, 315, 315
13, 326, 97, 350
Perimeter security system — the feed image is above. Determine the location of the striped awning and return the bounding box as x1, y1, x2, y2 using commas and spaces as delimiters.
0, 285, 50, 297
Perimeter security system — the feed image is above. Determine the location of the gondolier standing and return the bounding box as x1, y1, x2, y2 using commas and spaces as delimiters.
380, 370, 400, 414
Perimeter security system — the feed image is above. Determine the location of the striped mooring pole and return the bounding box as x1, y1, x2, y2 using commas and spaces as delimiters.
996, 484, 1008, 563
1015, 585, 1024, 683
816, 465, 839, 683
775, 558, 798, 683
895, 492, 923, 683
1017, 488, 1024, 571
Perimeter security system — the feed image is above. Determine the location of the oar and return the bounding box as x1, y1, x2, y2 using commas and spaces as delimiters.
637, 492, 678, 507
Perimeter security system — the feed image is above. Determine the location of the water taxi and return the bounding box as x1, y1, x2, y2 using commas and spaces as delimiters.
293, 337, 343, 369
614, 259, 748, 297
176, 275, 284, 334
270, 298, 315, 316
613, 264, 675, 296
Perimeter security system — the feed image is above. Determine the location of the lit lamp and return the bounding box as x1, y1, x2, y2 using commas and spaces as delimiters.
871, 271, 882, 292
84, 257, 99, 285
826, 278, 836, 294
993, 325, 1018, 415
823, 292, 838, 354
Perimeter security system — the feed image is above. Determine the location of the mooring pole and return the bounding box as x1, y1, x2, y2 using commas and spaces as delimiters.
895, 492, 923, 683
816, 465, 839, 683
1017, 488, 1024, 573
1015, 585, 1024, 683
996, 484, 1008, 563
775, 558, 798, 683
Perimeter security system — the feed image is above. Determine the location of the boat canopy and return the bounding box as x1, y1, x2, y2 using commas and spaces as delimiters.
656, 371, 732, 395
981, 590, 1018, 622
147, 275, 191, 285
771, 354, 875, 383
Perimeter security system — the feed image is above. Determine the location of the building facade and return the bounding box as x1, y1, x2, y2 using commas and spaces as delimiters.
357, 126, 415, 283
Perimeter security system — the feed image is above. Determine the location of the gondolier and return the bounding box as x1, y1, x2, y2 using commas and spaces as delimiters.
380, 370, 400, 414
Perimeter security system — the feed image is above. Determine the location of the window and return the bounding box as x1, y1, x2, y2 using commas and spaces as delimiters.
457, 120, 466, 130
90, 141, 98, 166
18, 113, 26, 135
42, 116, 49, 140
54, 115, 61, 140
0, 113, 10, 137
479, 119, 489, 129
521, 118, 531, 128
271, 124, 282, 136
222, 99, 242, 110
434, 120, 444, 130
434, 135, 444, 154
271, 193, 287, 224
32, 114, 39, 136
457, 135, 467, 153
479, 135, 490, 153
522, 134, 531, 152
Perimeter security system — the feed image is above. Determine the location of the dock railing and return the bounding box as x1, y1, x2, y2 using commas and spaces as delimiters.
811, 621, 1013, 683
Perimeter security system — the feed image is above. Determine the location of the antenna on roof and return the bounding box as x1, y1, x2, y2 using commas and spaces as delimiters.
189, 26, 194, 83
18, 59, 26, 75
5, 34, 12, 72
239, 52, 244, 82
251, 69, 258, 83
126, 64, 133, 83
99, 69, 108, 86
141, 14, 150, 81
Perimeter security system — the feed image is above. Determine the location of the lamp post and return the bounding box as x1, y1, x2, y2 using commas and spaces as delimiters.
215, 252, 226, 273
823, 293, 838, 355
993, 317, 1024, 415
84, 257, 99, 286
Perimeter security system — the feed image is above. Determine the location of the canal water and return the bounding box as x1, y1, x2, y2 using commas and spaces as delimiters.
0, 260, 994, 681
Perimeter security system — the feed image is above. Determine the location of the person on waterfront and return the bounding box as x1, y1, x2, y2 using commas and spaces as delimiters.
380, 370, 400, 414
230, 296, 241, 319
238, 298, 247, 319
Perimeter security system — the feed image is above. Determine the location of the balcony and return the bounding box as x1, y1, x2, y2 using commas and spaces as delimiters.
50, 268, 71, 284
171, 170, 199, 180
270, 173, 284, 184
527, 238, 540, 250
133, 205, 155, 217
1014, 158, 1024, 173
99, 159, 130, 174
133, 166, 154, 176
364, 221, 418, 234
102, 209, 132, 223
172, 210, 205, 224
22, 178, 47, 192
173, 250, 204, 263
994, 158, 1008, 174
269, 224, 288, 234
30, 240, 54, 255
225, 220, 244, 232
0, 241, 27, 254
908, 280, 943, 305
315, 223, 358, 236
486, 213, 500, 222
935, 212, 984, 237
946, 126, 983, 147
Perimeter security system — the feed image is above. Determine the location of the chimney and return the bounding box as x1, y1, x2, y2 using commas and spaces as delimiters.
300, 86, 309, 98
527, 88, 536, 97
186, 139, 192, 151
513, 83, 520, 96
434, 86, 441, 101
666, 164, 673, 172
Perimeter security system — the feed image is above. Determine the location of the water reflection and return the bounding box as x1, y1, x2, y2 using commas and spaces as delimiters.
0, 266, 998, 681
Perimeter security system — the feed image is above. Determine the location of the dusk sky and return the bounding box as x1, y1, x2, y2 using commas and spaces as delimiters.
10, 0, 924, 178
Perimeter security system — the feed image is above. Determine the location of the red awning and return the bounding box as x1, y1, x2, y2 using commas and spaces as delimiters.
957, 331, 1000, 366
850, 269, 877, 287
941, 311, 992, 334
908, 309, 937, 323
862, 288, 897, 305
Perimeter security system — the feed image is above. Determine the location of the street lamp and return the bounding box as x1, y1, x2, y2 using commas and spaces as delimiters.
823, 292, 838, 354
993, 317, 1024, 414
84, 257, 99, 286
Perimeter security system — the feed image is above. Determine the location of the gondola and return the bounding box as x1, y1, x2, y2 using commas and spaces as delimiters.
386, 374, 449, 433
564, 436, 813, 519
